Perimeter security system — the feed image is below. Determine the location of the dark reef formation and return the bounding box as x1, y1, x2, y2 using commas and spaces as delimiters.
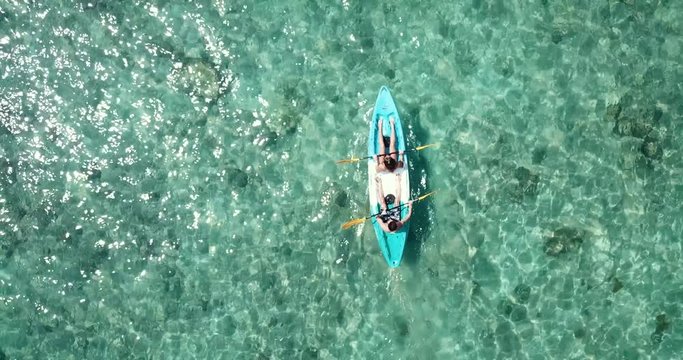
544, 227, 584, 256
604, 93, 665, 164
513, 284, 531, 304
510, 166, 540, 202
531, 147, 547, 165
609, 101, 661, 140
651, 313, 670, 345
227, 167, 249, 188
640, 136, 662, 161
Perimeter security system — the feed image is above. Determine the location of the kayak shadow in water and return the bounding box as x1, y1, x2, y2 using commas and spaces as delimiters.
402, 106, 433, 266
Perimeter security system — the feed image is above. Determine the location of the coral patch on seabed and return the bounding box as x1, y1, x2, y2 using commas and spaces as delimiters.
513, 284, 531, 304
604, 92, 667, 167
531, 147, 547, 165
182, 62, 221, 99
651, 313, 671, 345
510, 166, 540, 202
169, 58, 235, 106
611, 276, 624, 293
227, 167, 249, 188
543, 227, 584, 256
640, 136, 663, 161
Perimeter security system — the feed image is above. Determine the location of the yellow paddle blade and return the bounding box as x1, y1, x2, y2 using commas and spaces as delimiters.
341, 217, 367, 230
415, 143, 440, 151
417, 190, 437, 201
336, 157, 361, 164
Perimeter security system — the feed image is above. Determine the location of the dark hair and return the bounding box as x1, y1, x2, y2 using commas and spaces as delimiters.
384, 194, 395, 205
383, 156, 397, 170
388, 221, 398, 231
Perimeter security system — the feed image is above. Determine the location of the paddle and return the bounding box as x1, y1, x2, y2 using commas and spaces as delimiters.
341, 191, 437, 230
336, 143, 439, 164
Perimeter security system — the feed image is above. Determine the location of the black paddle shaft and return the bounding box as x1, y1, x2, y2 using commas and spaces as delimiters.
366, 202, 409, 220
371, 148, 411, 160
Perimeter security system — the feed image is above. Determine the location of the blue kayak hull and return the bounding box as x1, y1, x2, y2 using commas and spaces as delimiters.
367, 86, 410, 268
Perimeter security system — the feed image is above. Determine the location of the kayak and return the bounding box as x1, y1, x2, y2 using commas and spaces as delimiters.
367, 86, 410, 268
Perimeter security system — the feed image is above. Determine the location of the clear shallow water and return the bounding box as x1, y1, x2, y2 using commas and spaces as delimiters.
0, 0, 682, 358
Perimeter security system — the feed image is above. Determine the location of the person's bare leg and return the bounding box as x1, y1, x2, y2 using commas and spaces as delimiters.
389, 116, 397, 162
376, 176, 387, 210
394, 172, 402, 208
377, 116, 386, 158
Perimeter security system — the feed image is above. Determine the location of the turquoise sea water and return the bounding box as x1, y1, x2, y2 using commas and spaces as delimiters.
1, 0, 682, 358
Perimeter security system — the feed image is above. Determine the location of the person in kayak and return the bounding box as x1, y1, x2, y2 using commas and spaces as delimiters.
374, 116, 405, 174
374, 175, 412, 233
